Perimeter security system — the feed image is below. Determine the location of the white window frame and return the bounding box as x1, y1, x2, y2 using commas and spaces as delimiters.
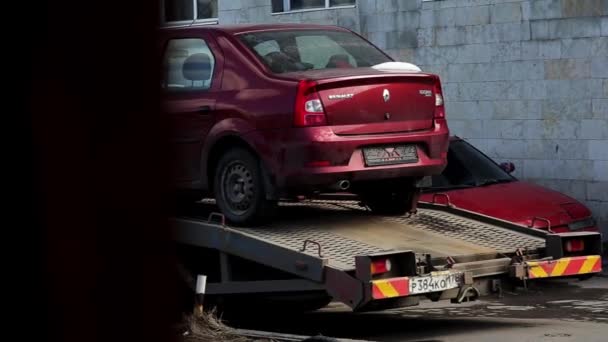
160, 0, 218, 27
273, 0, 356, 14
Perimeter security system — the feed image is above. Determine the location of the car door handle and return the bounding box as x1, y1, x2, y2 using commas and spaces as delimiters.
197, 105, 212, 114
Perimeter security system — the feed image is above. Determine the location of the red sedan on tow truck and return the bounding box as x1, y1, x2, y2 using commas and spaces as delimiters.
162, 24, 449, 224
420, 137, 599, 233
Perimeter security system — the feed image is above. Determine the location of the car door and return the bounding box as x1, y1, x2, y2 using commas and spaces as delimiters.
161, 31, 223, 188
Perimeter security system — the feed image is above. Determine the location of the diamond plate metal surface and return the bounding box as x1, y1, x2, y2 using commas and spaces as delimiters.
231, 200, 545, 271
386, 211, 545, 252
239, 225, 383, 271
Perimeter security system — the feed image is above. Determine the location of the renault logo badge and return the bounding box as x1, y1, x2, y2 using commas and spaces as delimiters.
383, 89, 390, 102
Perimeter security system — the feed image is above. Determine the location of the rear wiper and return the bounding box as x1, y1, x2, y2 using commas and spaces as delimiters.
477, 178, 512, 186
422, 184, 476, 192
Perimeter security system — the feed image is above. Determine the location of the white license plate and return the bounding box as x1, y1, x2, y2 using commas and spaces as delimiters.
409, 271, 463, 295
362, 144, 418, 166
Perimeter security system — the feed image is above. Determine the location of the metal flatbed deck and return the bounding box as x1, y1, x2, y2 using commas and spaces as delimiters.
173, 199, 603, 311
235, 200, 545, 271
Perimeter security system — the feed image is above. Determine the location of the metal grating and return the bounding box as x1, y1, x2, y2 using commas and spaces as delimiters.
386, 211, 545, 252
239, 225, 385, 271
198, 199, 545, 270
280, 200, 545, 252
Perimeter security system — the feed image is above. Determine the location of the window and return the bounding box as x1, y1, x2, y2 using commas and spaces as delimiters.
196, 0, 217, 20
239, 29, 390, 74
292, 0, 325, 11
329, 0, 357, 6
272, 0, 355, 13
251, 40, 281, 56
162, 0, 217, 24
162, 38, 215, 91
429, 140, 515, 189
296, 35, 356, 69
164, 0, 192, 22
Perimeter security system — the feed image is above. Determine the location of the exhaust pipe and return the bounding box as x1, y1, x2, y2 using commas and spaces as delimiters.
330, 180, 351, 191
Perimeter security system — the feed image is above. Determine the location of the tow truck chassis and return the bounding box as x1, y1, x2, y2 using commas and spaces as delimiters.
172, 200, 603, 312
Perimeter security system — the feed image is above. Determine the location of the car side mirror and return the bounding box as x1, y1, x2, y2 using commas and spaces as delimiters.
500, 162, 515, 174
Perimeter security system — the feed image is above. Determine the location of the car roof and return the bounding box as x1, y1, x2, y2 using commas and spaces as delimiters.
160, 23, 351, 35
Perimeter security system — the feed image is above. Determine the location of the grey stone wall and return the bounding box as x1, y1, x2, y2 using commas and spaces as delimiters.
218, 1, 360, 31
408, 0, 607, 236
215, 0, 607, 238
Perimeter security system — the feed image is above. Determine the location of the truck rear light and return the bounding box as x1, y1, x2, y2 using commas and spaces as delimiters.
546, 232, 602, 259
371, 258, 392, 275
433, 77, 445, 119
564, 239, 585, 253
294, 80, 327, 127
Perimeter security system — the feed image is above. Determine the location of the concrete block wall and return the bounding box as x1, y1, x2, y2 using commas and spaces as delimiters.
407, 0, 607, 237
213, 0, 607, 238
218, 1, 360, 31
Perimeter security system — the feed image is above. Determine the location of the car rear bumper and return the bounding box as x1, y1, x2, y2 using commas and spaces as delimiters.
252, 120, 449, 191
283, 149, 446, 188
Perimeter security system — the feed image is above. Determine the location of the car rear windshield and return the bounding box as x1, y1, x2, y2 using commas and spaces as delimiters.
431, 140, 516, 188
238, 30, 391, 74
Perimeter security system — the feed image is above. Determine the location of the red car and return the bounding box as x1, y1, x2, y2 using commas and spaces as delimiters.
161, 24, 449, 224
420, 137, 598, 233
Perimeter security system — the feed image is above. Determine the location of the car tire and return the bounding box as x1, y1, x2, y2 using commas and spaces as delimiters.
213, 148, 276, 225
360, 179, 420, 216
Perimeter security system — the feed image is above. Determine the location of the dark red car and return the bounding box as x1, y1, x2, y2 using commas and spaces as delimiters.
161, 24, 449, 223
420, 137, 598, 233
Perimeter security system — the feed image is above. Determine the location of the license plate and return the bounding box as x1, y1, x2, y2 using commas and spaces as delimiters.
409, 271, 463, 295
363, 144, 418, 166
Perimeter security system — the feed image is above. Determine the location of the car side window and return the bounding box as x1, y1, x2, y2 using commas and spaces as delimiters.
162, 38, 215, 91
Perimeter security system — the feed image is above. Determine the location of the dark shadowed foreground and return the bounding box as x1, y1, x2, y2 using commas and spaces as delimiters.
8, 1, 177, 342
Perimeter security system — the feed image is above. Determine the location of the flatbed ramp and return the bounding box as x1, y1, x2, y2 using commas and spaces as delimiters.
173, 200, 602, 312
236, 201, 545, 271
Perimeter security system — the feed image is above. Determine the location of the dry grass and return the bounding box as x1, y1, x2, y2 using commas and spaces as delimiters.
177, 309, 340, 342
178, 310, 275, 342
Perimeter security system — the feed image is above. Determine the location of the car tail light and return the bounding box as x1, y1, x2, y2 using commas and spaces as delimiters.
433, 77, 445, 119
371, 258, 392, 275
306, 160, 331, 167
568, 217, 596, 231
294, 80, 327, 127
564, 239, 585, 253
561, 203, 592, 221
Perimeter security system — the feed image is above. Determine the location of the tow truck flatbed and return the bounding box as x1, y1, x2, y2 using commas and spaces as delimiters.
172, 200, 603, 312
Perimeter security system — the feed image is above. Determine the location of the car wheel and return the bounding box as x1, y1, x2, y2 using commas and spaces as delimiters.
360, 180, 420, 216
214, 148, 276, 225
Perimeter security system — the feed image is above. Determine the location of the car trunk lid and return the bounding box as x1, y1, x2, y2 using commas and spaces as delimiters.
283, 69, 438, 135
